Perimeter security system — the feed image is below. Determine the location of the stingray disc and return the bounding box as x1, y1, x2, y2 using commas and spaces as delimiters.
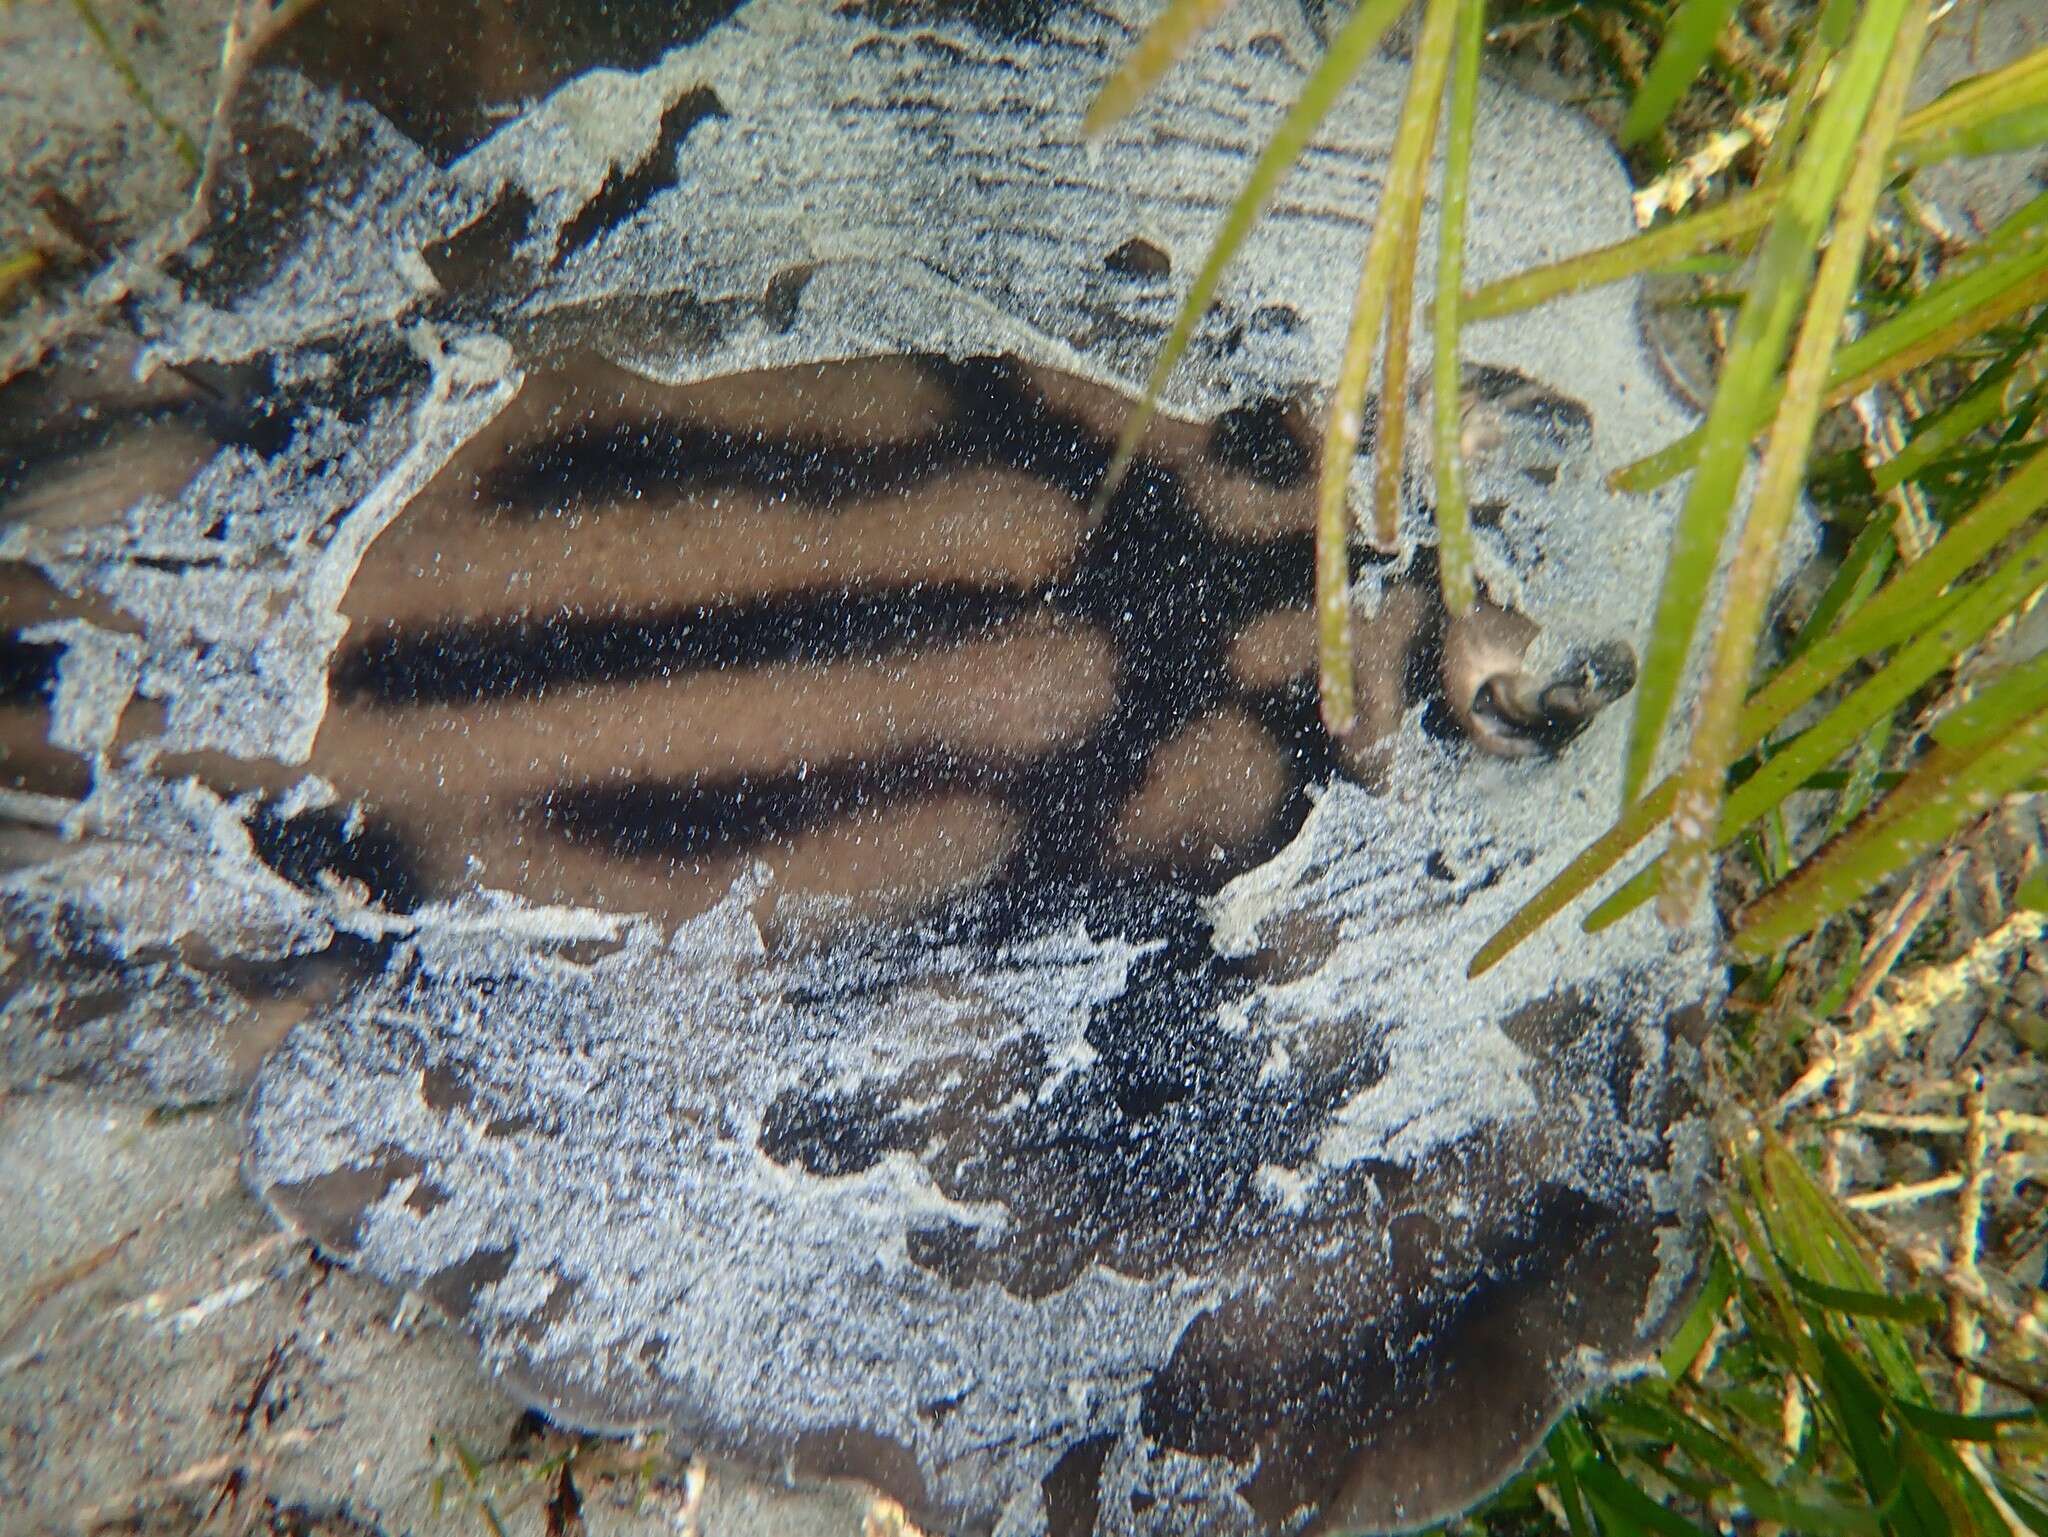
0, 1, 1717, 1532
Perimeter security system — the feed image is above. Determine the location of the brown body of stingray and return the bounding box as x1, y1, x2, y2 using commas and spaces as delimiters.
3, 351, 1602, 922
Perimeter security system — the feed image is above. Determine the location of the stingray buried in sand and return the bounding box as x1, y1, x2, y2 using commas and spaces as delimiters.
0, 2, 1719, 1532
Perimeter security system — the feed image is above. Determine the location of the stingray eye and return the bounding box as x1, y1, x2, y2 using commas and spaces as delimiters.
1442, 602, 1637, 758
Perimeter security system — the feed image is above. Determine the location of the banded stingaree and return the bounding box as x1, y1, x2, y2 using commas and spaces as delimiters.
0, 0, 1720, 1533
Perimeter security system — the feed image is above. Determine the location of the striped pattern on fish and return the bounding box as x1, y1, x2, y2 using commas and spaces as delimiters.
5, 349, 1626, 941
